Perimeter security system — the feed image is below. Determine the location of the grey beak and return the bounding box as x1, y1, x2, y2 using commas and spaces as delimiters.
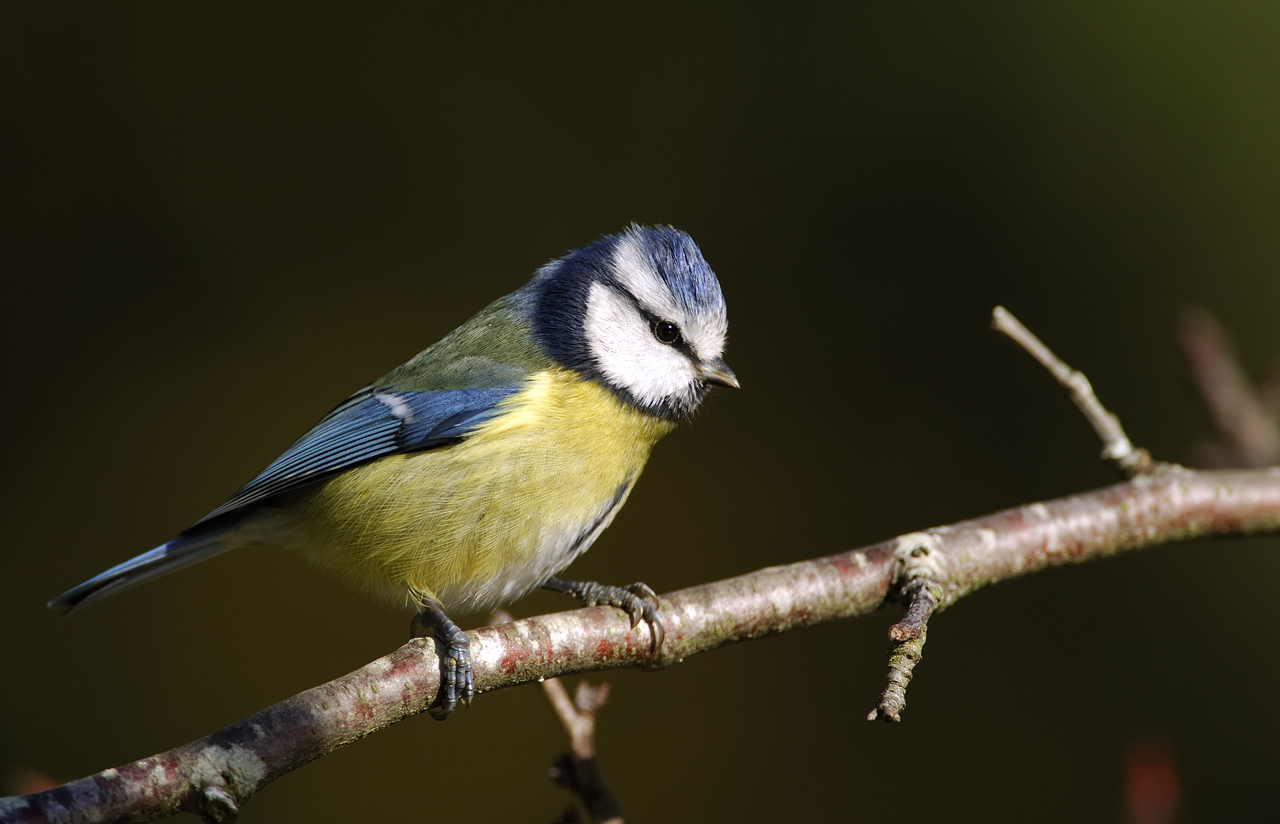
700, 358, 740, 389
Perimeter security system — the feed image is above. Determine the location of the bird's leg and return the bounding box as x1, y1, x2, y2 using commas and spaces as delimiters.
409, 594, 473, 721
542, 577, 666, 652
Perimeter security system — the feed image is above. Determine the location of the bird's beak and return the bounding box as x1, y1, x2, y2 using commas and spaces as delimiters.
699, 358, 740, 389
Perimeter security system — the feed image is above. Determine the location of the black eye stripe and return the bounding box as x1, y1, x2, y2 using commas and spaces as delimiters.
612, 285, 696, 356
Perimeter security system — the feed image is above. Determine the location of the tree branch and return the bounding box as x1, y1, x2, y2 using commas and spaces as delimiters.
9, 308, 1280, 823
5, 466, 1280, 823
993, 305, 1153, 476
1178, 308, 1280, 468
869, 305, 1158, 723
541, 678, 623, 824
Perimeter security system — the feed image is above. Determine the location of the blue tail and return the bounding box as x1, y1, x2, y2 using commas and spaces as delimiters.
49, 525, 233, 614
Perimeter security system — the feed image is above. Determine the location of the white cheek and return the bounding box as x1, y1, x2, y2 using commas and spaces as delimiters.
583, 283, 695, 407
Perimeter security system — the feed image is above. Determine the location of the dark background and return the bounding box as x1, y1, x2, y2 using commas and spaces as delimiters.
4, 4, 1279, 821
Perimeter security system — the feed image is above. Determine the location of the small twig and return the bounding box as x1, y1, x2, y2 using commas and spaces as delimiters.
887, 580, 941, 644
868, 531, 947, 723
993, 306, 1154, 477
541, 679, 610, 762
868, 579, 941, 722
1177, 308, 1280, 468
540, 679, 621, 824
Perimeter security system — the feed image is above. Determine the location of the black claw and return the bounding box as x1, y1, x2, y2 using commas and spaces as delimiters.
543, 577, 667, 653
628, 582, 658, 600
411, 598, 474, 721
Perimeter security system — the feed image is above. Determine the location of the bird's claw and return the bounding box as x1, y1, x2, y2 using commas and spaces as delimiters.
411, 602, 474, 721
427, 635, 473, 721
544, 577, 666, 652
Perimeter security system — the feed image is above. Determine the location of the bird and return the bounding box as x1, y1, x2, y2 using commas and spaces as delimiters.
49, 224, 737, 719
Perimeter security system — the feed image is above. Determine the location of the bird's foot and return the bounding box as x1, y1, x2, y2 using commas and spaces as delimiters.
542, 577, 666, 652
410, 599, 474, 721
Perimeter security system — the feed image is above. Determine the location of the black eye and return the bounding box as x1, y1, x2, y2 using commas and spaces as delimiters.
652, 320, 681, 345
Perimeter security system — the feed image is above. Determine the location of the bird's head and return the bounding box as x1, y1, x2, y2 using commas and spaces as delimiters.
520, 225, 737, 420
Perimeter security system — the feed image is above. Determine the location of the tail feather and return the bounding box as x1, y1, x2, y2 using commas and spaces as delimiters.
49, 529, 232, 614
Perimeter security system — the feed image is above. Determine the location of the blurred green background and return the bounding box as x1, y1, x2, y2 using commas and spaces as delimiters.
4, 3, 1279, 821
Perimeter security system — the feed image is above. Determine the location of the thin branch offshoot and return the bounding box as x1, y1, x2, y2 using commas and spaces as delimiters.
1178, 308, 1280, 468
542, 678, 623, 824
993, 306, 1154, 476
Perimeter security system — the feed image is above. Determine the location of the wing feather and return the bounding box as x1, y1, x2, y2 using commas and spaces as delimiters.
193, 384, 520, 526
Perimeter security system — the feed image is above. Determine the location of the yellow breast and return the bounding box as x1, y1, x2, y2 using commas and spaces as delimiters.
266, 369, 673, 612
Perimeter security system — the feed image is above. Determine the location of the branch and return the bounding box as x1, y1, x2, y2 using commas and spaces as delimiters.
542, 678, 623, 824
866, 578, 940, 723
993, 305, 1153, 476
1178, 308, 1280, 468
6, 466, 1280, 822
10, 308, 1280, 822
869, 305, 1155, 722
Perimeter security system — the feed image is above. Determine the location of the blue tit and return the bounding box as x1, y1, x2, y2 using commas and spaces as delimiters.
50, 224, 737, 719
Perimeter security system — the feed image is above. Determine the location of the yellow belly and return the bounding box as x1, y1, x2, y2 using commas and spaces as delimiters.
262, 370, 673, 612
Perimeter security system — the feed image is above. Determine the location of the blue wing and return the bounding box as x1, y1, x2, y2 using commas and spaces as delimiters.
193, 385, 520, 526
